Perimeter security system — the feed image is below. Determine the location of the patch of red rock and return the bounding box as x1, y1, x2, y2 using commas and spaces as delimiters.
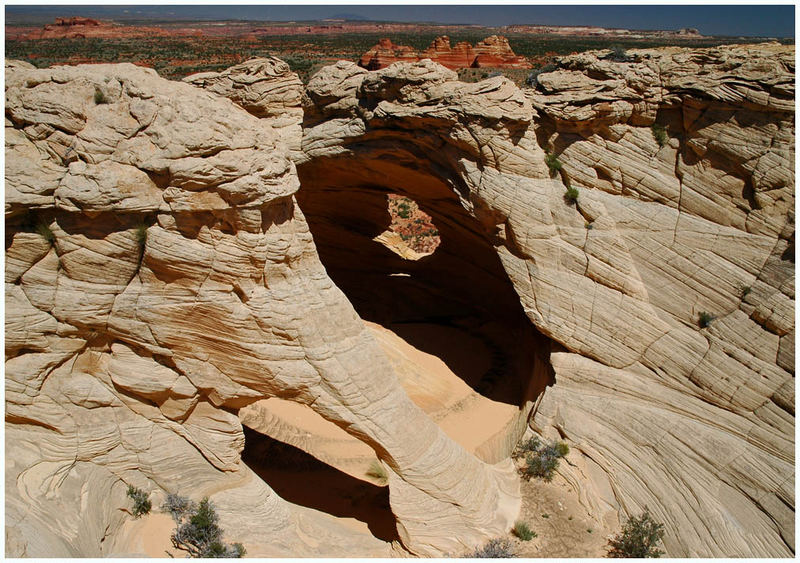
359, 35, 531, 70
23, 17, 174, 39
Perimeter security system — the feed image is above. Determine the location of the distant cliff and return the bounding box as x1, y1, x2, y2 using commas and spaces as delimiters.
359, 35, 532, 70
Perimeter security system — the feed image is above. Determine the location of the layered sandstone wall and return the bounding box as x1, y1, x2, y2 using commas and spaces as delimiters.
5, 58, 519, 558
299, 43, 794, 557
359, 34, 531, 71
4, 42, 795, 559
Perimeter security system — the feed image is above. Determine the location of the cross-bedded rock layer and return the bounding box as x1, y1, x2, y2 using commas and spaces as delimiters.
5, 58, 518, 558
5, 42, 795, 558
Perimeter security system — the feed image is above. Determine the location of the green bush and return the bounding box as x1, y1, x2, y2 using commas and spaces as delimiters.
525, 63, 556, 89
544, 152, 563, 178
366, 460, 388, 484
135, 223, 148, 248
698, 311, 715, 328
36, 221, 55, 245
513, 521, 536, 541
607, 509, 665, 558
512, 436, 541, 459
126, 485, 151, 518
469, 537, 516, 558
564, 186, 580, 205
651, 123, 668, 147
517, 436, 570, 482
741, 286, 752, 298
607, 45, 629, 62
168, 496, 245, 558
94, 87, 108, 104
162, 493, 195, 520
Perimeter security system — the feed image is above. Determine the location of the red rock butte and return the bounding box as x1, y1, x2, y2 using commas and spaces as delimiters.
23, 17, 172, 39
359, 35, 532, 70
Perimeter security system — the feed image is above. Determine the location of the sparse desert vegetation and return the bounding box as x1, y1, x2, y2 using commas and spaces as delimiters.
514, 436, 570, 482
607, 509, 665, 558
126, 485, 151, 518
165, 494, 245, 558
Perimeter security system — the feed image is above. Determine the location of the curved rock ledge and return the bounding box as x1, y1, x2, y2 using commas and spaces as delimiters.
5, 42, 795, 558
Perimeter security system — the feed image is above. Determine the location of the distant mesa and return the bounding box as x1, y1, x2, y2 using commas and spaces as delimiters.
23, 16, 171, 39
359, 35, 532, 70
54, 17, 103, 27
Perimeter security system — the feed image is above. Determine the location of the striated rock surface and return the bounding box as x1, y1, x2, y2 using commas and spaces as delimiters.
358, 35, 531, 71
523, 42, 795, 557
5, 60, 519, 558
472, 35, 532, 68
5, 41, 795, 559
358, 38, 420, 71
182, 57, 304, 157
299, 43, 794, 557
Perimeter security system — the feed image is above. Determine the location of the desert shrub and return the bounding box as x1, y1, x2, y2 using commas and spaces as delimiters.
518, 437, 569, 482
135, 223, 148, 248
544, 152, 563, 178
512, 436, 541, 459
607, 509, 665, 558
513, 521, 536, 541
564, 186, 580, 205
162, 493, 195, 521
607, 45, 629, 62
651, 123, 668, 147
126, 485, 151, 518
94, 87, 108, 104
366, 460, 388, 484
170, 496, 245, 558
741, 285, 752, 298
698, 311, 715, 328
36, 221, 55, 244
469, 537, 516, 558
525, 63, 556, 89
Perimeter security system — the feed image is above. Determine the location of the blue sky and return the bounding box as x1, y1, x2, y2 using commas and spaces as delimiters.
5, 5, 795, 37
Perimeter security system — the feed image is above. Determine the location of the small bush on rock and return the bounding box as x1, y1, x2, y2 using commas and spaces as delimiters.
36, 221, 55, 244
607, 45, 630, 62
94, 87, 108, 104
169, 496, 245, 558
651, 123, 668, 147
470, 537, 516, 558
135, 223, 148, 248
516, 436, 569, 482
366, 460, 388, 484
545, 152, 563, 178
126, 485, 151, 518
607, 509, 665, 558
525, 63, 556, 89
564, 186, 580, 205
513, 521, 536, 541
162, 493, 195, 521
698, 311, 715, 328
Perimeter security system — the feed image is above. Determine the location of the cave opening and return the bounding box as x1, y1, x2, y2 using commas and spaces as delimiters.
237, 149, 554, 547
295, 152, 553, 410
241, 426, 400, 542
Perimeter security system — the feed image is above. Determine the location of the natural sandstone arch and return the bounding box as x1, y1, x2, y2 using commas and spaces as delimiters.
5, 43, 795, 559
295, 151, 553, 413
5, 59, 521, 558
295, 53, 794, 558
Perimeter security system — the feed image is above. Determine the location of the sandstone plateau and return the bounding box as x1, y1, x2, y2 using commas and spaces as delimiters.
22, 17, 173, 40
4, 42, 795, 558
359, 35, 532, 70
